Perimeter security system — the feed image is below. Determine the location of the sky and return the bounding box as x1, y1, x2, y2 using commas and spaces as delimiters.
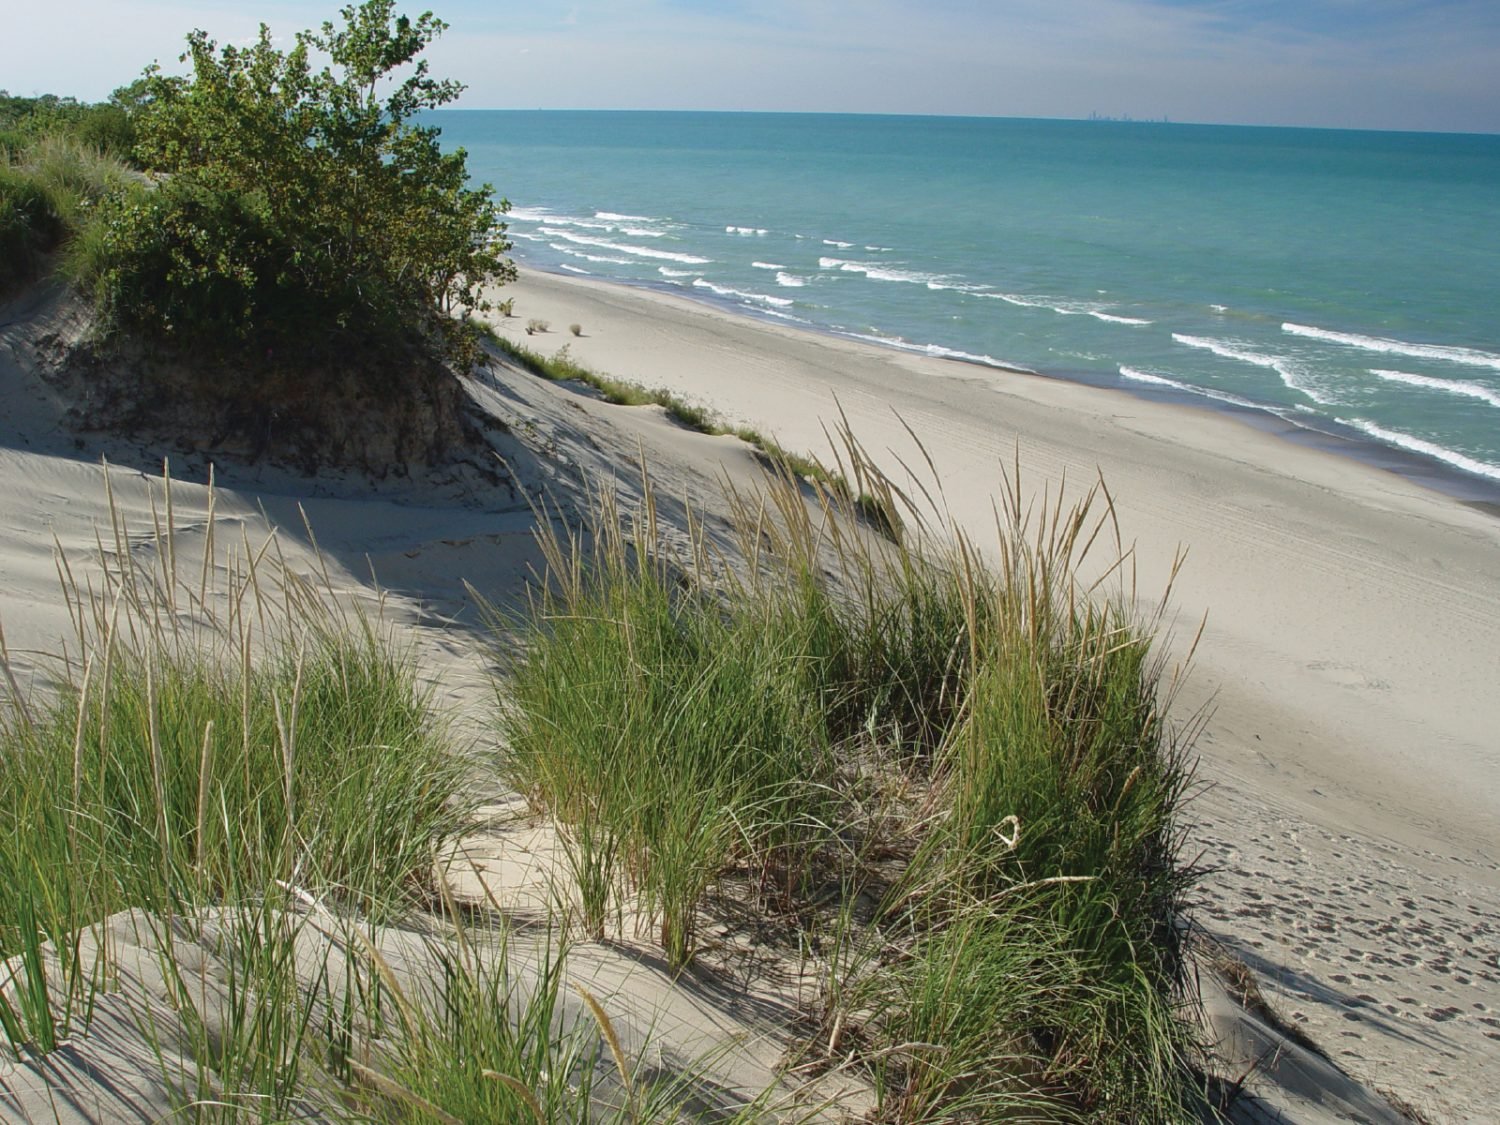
5, 0, 1499, 133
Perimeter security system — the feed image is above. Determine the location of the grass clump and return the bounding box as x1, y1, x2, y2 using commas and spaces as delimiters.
497, 479, 841, 965
493, 433, 1206, 1119
0, 623, 461, 940
0, 468, 466, 1065
0, 133, 132, 294
0, 466, 776, 1121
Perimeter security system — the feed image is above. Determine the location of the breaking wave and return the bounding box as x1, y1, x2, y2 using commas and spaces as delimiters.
1283, 323, 1500, 371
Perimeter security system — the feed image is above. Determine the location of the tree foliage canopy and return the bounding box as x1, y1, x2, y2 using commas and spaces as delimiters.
79, 1, 513, 372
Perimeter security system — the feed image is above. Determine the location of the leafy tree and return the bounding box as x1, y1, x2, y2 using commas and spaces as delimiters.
80, 1, 513, 373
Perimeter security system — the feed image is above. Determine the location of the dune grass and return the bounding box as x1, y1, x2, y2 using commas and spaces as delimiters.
0, 475, 465, 963
493, 434, 1206, 1120
0, 431, 1207, 1120
0, 133, 132, 293
496, 476, 844, 965
487, 334, 900, 538
0, 468, 762, 1123
0, 469, 465, 1111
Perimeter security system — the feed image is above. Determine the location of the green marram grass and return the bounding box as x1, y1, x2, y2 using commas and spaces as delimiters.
0, 467, 762, 1123
0, 132, 131, 294
495, 433, 1208, 1121
0, 439, 1212, 1119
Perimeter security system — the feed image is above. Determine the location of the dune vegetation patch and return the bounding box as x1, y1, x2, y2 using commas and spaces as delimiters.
3, 3, 516, 474
491, 434, 1207, 1121
0, 469, 779, 1122
0, 424, 1211, 1121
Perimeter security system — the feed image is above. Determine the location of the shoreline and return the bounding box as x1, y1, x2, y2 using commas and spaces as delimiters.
526, 261, 1500, 511
490, 263, 1500, 1115
495, 264, 1500, 846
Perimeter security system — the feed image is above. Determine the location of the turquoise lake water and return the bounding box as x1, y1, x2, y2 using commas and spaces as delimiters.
430, 110, 1500, 499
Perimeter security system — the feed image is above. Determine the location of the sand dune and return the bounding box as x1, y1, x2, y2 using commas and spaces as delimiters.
2, 271, 1496, 1119
493, 269, 1500, 1121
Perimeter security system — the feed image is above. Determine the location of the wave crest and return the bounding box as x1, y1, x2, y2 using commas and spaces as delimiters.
1284, 323, 1500, 371
1172, 333, 1335, 405
1369, 369, 1500, 409
1346, 419, 1500, 481
692, 278, 794, 307
540, 227, 711, 264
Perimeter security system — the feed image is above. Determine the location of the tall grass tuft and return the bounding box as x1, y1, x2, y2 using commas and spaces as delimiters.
0, 132, 133, 292
0, 468, 797, 1122
494, 428, 1206, 1119
497, 475, 841, 965
0, 466, 467, 1066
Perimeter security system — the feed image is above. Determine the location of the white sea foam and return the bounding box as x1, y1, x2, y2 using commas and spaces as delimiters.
551, 246, 632, 264
508, 232, 545, 242
504, 206, 555, 223
1284, 323, 1500, 371
987, 293, 1052, 310
822, 239, 854, 248
819, 257, 944, 285
987, 293, 1097, 316
751, 261, 784, 270
692, 279, 794, 307
525, 210, 672, 237
525, 212, 619, 231
1119, 366, 1177, 387
1172, 333, 1335, 404
658, 267, 696, 278
1369, 368, 1500, 409
985, 292, 1148, 324
1210, 304, 1229, 313
540, 228, 711, 264
846, 332, 1033, 372
926, 280, 993, 293
775, 272, 806, 287
865, 245, 893, 252
1346, 419, 1500, 481
1119, 366, 1263, 410
558, 264, 590, 275
726, 226, 768, 235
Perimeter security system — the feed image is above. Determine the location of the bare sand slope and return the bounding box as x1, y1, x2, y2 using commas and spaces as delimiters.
496, 270, 1500, 1121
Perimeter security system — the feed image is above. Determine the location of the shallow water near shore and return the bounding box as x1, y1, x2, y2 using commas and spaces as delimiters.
431, 110, 1500, 500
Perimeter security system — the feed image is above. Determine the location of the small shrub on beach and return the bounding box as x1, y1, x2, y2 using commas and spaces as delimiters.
526, 318, 549, 335
569, 322, 582, 336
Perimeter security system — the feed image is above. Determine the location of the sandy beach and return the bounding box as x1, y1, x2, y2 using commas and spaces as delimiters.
2, 266, 1498, 1120
493, 268, 1500, 1118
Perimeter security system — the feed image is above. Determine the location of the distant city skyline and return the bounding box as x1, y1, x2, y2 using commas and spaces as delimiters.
5, 0, 1498, 134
